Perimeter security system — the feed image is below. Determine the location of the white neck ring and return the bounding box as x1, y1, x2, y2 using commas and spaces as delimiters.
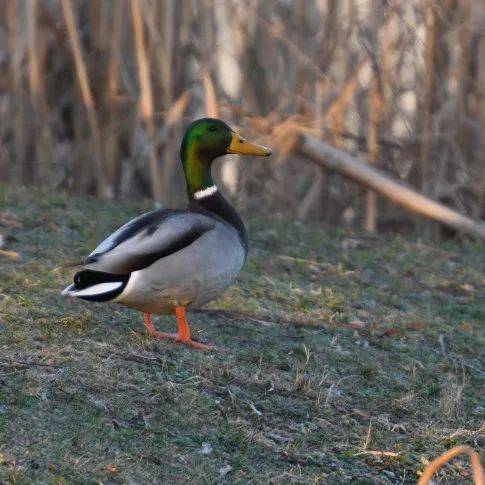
193, 185, 218, 200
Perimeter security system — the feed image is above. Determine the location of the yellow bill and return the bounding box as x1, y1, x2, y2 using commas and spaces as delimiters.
227, 132, 272, 157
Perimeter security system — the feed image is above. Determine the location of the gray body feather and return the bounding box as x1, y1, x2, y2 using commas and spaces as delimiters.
71, 209, 246, 314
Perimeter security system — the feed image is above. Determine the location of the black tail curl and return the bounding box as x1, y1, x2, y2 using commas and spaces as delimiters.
71, 269, 130, 302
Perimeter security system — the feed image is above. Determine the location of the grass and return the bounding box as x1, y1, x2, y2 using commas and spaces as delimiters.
0, 185, 483, 483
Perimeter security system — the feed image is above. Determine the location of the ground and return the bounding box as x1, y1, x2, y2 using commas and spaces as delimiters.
0, 185, 483, 484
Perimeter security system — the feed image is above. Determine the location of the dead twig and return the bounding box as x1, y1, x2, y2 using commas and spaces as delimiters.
354, 450, 400, 458
0, 359, 60, 369
0, 249, 20, 260
106, 351, 167, 369
418, 445, 484, 485
275, 254, 332, 270
130, 0, 162, 201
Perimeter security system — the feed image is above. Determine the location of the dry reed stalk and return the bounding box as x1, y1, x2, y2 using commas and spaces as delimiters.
418, 0, 458, 237
457, 2, 484, 220
297, 82, 326, 220
362, 0, 387, 232
153, 91, 191, 148
161, 0, 174, 106
363, 2, 380, 233
324, 61, 365, 148
141, 0, 178, 202
419, 0, 455, 193
164, 92, 191, 127
26, 0, 39, 184
155, 91, 191, 204
107, 4, 122, 99
419, 0, 435, 193
324, 62, 365, 123
144, 0, 159, 97
314, 81, 325, 135
27, 0, 40, 106
27, 0, 51, 184
5, 0, 15, 55
364, 73, 385, 232
8, 0, 26, 184
476, 30, 485, 218
140, 0, 174, 107
131, 0, 162, 200
89, 0, 103, 55
297, 171, 324, 220
417, 445, 484, 485
140, 0, 163, 89
60, 0, 111, 198
131, 0, 154, 133
202, 71, 219, 118
104, 1, 124, 191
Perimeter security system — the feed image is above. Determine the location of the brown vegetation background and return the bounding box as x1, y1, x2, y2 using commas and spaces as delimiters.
0, 0, 484, 234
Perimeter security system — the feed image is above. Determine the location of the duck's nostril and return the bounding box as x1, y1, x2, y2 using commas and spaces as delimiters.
239, 138, 245, 143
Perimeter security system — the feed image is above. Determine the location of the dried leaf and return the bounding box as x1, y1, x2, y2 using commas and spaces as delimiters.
105, 463, 118, 474
406, 322, 427, 331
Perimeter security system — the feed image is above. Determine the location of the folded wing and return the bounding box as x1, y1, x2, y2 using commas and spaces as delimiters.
83, 209, 216, 275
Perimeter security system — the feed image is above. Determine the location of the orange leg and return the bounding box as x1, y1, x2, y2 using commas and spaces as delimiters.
143, 308, 212, 350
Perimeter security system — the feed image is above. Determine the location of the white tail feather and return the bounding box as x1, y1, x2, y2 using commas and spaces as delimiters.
63, 281, 123, 297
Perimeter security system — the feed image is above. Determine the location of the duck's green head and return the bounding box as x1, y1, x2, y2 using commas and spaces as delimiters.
180, 118, 271, 196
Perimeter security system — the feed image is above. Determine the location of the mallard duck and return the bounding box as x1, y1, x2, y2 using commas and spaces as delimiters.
62, 118, 271, 349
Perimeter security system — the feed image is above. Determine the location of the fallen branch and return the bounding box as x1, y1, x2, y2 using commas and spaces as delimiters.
297, 135, 485, 240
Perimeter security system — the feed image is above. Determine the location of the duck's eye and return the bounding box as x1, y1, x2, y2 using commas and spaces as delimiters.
208, 125, 217, 132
